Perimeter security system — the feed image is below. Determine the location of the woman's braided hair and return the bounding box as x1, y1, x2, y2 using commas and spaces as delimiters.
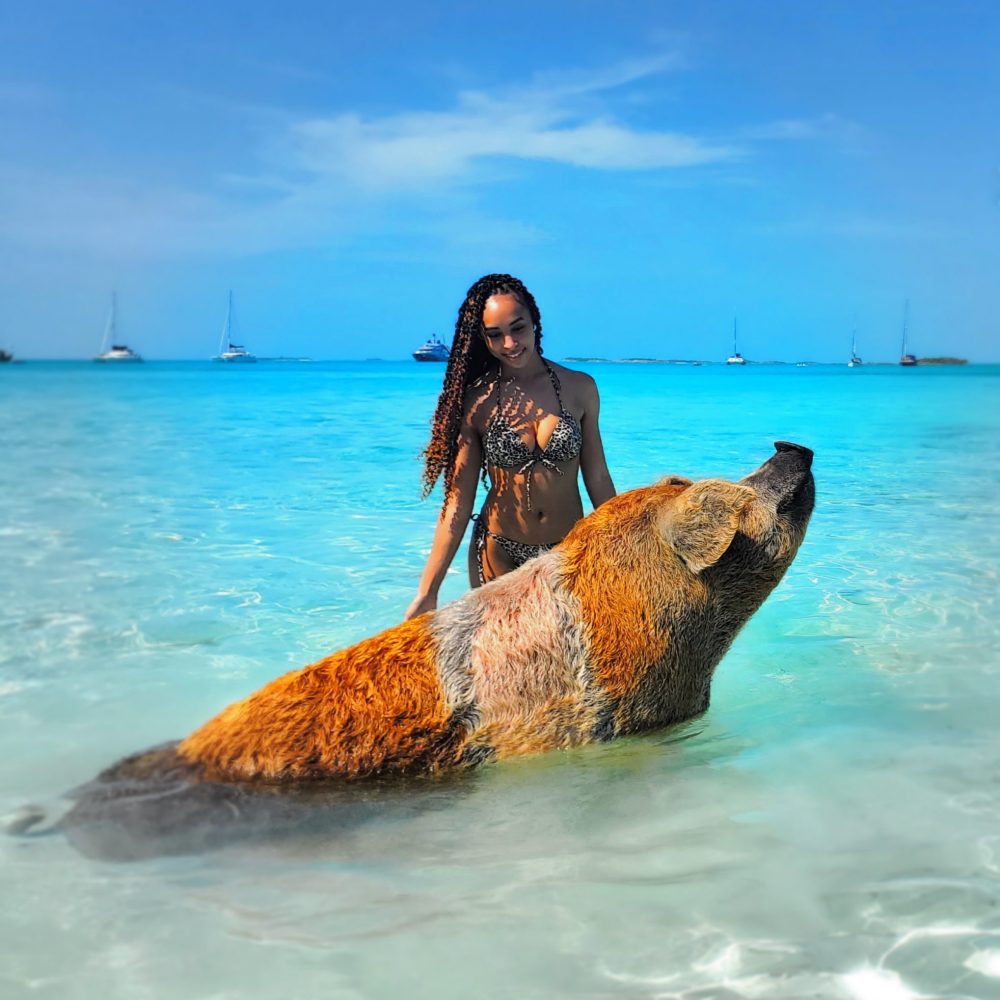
420, 273, 543, 502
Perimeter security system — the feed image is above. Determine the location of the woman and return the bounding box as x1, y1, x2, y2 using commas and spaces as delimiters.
405, 273, 616, 620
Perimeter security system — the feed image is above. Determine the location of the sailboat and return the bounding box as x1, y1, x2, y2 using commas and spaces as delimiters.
94, 292, 143, 362
726, 317, 746, 365
212, 291, 257, 363
899, 299, 917, 366
848, 328, 862, 367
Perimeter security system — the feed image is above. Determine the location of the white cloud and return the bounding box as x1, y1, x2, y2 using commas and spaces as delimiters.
289, 108, 737, 191
3, 54, 858, 258
285, 58, 738, 192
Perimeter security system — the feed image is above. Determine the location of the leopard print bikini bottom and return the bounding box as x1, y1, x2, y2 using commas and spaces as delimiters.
472, 514, 556, 585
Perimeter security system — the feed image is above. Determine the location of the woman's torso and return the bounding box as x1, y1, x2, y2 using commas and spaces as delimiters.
469, 361, 585, 544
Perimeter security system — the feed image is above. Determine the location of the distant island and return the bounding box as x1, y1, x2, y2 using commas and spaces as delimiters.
564, 356, 971, 366
564, 357, 702, 365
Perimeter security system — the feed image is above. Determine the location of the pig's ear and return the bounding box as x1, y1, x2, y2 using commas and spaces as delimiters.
660, 481, 757, 573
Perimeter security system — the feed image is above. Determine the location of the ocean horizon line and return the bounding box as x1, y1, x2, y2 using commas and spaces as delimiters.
2, 356, 995, 367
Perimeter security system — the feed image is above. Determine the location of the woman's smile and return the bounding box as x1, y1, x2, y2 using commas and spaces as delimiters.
481, 293, 540, 375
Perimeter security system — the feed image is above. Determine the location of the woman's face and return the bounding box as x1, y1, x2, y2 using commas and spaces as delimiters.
481, 294, 536, 371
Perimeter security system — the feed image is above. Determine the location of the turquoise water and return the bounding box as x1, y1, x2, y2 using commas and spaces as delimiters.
1, 360, 998, 998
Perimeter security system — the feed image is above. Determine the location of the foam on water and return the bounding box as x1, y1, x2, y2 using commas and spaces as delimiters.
1, 361, 998, 998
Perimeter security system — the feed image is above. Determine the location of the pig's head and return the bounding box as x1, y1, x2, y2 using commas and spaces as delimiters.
559, 442, 815, 731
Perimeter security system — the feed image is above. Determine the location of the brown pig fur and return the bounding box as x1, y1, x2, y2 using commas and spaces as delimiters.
176, 447, 814, 784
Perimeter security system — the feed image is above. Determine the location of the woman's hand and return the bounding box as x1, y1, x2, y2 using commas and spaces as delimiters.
404, 592, 437, 621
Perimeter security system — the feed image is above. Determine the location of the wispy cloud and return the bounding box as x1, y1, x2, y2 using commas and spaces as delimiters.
288, 109, 738, 192
0, 166, 343, 257
1, 54, 852, 258
738, 113, 866, 147
284, 54, 736, 191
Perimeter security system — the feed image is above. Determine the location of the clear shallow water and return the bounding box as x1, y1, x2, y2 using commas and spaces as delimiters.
1, 360, 998, 999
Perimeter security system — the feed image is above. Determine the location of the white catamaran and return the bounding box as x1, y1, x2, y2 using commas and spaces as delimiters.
726, 317, 746, 365
212, 291, 257, 363
94, 292, 143, 362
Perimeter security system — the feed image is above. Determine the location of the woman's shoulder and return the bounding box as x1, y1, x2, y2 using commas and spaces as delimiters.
546, 361, 598, 400
547, 359, 595, 383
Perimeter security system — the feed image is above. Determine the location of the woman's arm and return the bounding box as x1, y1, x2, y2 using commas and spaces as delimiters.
578, 374, 616, 509
404, 409, 483, 621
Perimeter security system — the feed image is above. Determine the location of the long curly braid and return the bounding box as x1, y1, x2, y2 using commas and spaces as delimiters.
420, 273, 544, 501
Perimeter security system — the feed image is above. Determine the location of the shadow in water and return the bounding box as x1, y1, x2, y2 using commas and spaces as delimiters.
12, 741, 480, 862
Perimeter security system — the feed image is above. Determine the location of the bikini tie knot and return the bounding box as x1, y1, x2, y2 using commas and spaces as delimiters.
516, 455, 563, 510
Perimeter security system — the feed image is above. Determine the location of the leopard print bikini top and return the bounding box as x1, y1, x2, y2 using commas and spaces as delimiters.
481, 361, 583, 509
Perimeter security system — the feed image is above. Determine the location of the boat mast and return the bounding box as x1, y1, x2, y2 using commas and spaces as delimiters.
901, 299, 910, 356
219, 290, 233, 355
733, 316, 738, 356
101, 292, 117, 352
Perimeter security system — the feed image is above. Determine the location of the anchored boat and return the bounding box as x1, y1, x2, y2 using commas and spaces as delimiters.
726, 317, 746, 365
848, 328, 862, 367
94, 293, 143, 362
212, 291, 257, 363
413, 335, 450, 362
899, 300, 917, 366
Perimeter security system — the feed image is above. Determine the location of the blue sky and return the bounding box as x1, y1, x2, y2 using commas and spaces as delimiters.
1, 0, 997, 361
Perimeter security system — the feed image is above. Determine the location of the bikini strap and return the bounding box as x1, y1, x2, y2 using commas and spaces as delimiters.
542, 359, 566, 410
487, 368, 513, 422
